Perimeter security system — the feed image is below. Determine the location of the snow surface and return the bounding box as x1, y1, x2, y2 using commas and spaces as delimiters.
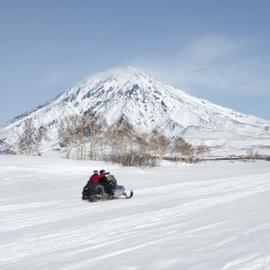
1, 155, 270, 269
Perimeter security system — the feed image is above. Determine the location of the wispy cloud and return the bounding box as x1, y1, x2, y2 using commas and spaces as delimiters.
135, 35, 270, 97
37, 70, 69, 88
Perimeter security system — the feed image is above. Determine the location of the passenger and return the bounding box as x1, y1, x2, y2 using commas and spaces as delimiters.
89, 170, 99, 184
89, 170, 105, 195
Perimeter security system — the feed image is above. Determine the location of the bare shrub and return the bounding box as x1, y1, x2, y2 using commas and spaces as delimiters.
58, 114, 105, 159
246, 149, 260, 161
81, 115, 104, 160
58, 115, 80, 158
16, 119, 47, 155
0, 139, 16, 155
34, 126, 48, 153
17, 119, 35, 155
172, 137, 194, 162
195, 145, 209, 160
147, 130, 170, 159
105, 121, 138, 158
57, 114, 199, 166
105, 151, 158, 167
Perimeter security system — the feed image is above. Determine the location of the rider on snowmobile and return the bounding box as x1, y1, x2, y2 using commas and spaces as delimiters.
88, 170, 105, 195
99, 169, 114, 196
89, 170, 99, 184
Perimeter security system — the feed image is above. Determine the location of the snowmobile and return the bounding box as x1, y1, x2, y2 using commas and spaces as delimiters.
82, 174, 133, 202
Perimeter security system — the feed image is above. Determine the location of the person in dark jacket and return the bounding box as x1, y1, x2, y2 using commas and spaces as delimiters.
99, 169, 114, 196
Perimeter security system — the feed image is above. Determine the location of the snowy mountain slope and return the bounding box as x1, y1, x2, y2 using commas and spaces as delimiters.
1, 155, 270, 269
1, 66, 270, 155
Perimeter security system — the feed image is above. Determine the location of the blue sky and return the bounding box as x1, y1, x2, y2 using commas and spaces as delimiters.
0, 0, 270, 124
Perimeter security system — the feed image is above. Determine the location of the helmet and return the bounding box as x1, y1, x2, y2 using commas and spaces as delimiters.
93, 170, 98, 175
100, 169, 105, 174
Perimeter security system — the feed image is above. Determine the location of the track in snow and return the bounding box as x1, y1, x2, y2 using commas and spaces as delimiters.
1, 156, 270, 270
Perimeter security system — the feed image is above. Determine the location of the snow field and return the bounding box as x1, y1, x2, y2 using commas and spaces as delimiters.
1, 155, 270, 269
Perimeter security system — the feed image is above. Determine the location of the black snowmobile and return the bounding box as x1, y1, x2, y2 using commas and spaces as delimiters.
82, 174, 133, 202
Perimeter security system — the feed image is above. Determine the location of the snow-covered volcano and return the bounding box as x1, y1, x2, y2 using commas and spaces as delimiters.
1, 66, 270, 155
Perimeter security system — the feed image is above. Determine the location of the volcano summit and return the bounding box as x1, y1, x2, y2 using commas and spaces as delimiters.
1, 67, 270, 156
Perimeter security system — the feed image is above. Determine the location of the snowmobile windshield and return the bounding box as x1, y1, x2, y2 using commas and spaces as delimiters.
106, 174, 117, 183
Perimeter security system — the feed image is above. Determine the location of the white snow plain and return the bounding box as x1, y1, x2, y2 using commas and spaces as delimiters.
1, 155, 270, 270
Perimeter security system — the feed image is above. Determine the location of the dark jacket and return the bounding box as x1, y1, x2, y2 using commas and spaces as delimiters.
99, 173, 114, 195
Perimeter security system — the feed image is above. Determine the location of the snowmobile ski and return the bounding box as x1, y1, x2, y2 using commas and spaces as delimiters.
124, 190, 133, 199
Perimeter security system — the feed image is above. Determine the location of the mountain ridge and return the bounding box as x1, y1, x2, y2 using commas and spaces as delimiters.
1, 66, 270, 156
